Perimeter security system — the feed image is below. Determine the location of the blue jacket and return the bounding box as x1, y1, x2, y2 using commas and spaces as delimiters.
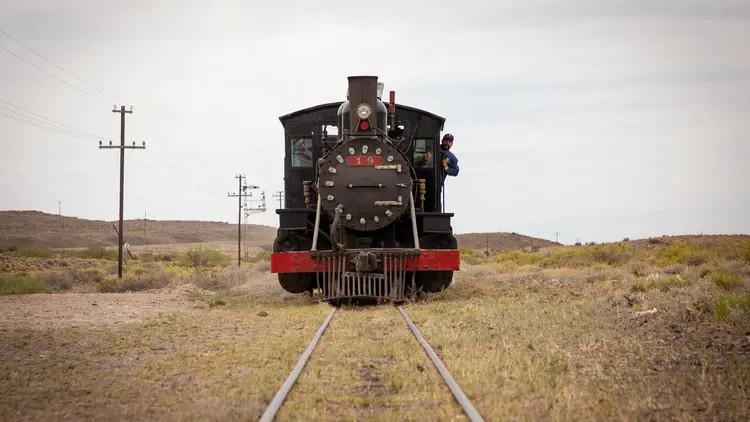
441, 149, 459, 183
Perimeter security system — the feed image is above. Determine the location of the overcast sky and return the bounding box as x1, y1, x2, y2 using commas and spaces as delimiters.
1, 0, 748, 244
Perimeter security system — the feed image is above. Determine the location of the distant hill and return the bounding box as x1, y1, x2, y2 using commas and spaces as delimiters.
456, 232, 558, 252
0, 210, 277, 249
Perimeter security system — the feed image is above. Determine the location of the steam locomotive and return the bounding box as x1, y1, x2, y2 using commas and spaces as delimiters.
270, 76, 459, 301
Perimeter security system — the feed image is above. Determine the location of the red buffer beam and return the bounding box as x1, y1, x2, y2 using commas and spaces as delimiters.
270, 250, 460, 273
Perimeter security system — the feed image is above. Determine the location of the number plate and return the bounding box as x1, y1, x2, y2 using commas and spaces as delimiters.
345, 156, 385, 167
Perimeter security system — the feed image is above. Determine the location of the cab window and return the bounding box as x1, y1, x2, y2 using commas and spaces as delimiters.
413, 138, 434, 168
291, 138, 313, 167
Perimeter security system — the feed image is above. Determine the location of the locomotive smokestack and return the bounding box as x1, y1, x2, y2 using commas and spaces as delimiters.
347, 76, 378, 131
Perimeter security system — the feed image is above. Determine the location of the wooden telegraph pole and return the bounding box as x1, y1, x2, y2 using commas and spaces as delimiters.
228, 175, 259, 267
99, 105, 145, 278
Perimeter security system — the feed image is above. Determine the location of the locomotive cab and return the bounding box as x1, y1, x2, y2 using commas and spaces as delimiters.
271, 76, 459, 300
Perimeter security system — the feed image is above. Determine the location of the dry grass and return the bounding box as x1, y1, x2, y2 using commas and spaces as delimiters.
405, 270, 749, 420
0, 273, 328, 420
278, 306, 463, 420
0, 235, 748, 420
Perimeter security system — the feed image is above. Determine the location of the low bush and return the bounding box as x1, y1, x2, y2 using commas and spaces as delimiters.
539, 243, 634, 268
655, 243, 714, 267
631, 278, 652, 292
728, 240, 750, 264
98, 263, 174, 292
714, 292, 750, 321
9, 245, 54, 258
709, 271, 742, 290
494, 250, 541, 266
0, 274, 50, 294
656, 275, 689, 291
460, 249, 487, 265
179, 247, 232, 268
74, 243, 117, 260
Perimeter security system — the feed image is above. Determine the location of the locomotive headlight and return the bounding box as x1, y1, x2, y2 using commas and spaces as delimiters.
356, 103, 371, 119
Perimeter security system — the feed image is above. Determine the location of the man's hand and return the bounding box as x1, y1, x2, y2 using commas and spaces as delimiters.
442, 158, 449, 171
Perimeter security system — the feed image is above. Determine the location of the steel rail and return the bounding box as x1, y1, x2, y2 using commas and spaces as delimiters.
259, 306, 337, 422
397, 306, 485, 422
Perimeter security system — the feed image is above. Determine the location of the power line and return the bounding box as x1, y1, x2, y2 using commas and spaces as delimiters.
0, 99, 104, 139
228, 176, 261, 267
0, 28, 168, 144
0, 43, 109, 105
0, 28, 114, 101
0, 108, 99, 140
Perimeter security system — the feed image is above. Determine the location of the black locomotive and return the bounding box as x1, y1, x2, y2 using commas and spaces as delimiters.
270, 76, 459, 301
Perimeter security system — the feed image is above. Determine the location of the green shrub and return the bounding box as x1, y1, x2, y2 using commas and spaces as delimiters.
709, 271, 742, 290
539, 243, 634, 268
75, 243, 117, 260
179, 247, 232, 268
0, 275, 50, 294
494, 250, 541, 266
714, 293, 750, 321
460, 249, 486, 265
98, 263, 173, 292
655, 243, 714, 267
656, 275, 689, 291
728, 240, 750, 264
9, 245, 54, 258
631, 278, 652, 292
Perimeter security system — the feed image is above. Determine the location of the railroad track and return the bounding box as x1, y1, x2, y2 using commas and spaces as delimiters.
259, 305, 484, 422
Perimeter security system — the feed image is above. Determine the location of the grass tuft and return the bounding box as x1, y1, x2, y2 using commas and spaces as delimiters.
98, 263, 175, 292
0, 274, 50, 294
656, 275, 689, 291
73, 243, 117, 260
179, 247, 232, 268
709, 271, 742, 290
714, 292, 750, 321
8, 245, 54, 258
655, 243, 714, 267
631, 278, 652, 292
459, 248, 488, 265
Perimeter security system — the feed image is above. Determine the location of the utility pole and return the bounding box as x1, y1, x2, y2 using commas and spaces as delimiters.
272, 190, 284, 210
555, 232, 559, 244
57, 200, 61, 218
99, 105, 145, 278
244, 190, 267, 260
228, 175, 259, 267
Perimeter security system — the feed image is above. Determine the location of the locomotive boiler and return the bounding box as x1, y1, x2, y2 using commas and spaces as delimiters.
270, 76, 459, 301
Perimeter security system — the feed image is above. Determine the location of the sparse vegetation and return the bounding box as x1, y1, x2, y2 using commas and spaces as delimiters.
7, 245, 54, 258
98, 263, 175, 292
710, 271, 742, 290
714, 292, 750, 321
72, 243, 118, 260
655, 243, 714, 266
179, 247, 232, 268
0, 234, 748, 420
0, 274, 50, 294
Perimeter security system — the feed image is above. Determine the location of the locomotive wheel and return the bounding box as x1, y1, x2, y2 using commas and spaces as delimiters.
416, 271, 453, 293
415, 234, 458, 293
273, 230, 316, 293
279, 273, 315, 294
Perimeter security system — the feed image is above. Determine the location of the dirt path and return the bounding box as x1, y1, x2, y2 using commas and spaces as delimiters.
0, 288, 329, 421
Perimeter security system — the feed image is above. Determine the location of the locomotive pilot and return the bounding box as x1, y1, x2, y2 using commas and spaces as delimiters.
440, 133, 459, 181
